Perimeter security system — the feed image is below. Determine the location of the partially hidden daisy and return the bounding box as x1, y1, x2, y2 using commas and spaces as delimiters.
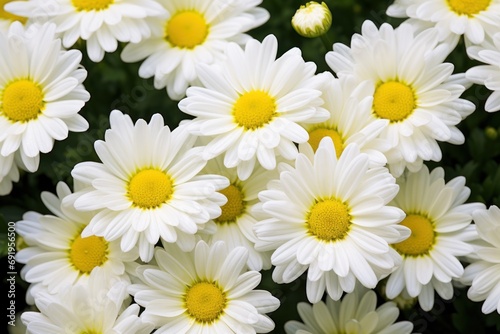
70, 110, 229, 262
179, 34, 330, 181
15, 181, 138, 304
0, 0, 27, 31
0, 152, 19, 195
21, 271, 154, 334
6, 0, 166, 62
253, 138, 409, 303
462, 205, 500, 314
386, 0, 500, 45
120, 0, 270, 100
129, 240, 280, 333
326, 20, 475, 177
384, 165, 484, 311
0, 21, 89, 172
466, 32, 500, 112
285, 287, 413, 334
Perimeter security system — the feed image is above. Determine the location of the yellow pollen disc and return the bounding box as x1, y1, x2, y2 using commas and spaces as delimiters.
1, 79, 44, 122
308, 127, 344, 157
185, 281, 227, 323
81, 330, 100, 334
392, 214, 436, 256
373, 81, 416, 122
0, 0, 28, 23
307, 199, 351, 242
447, 0, 491, 16
166, 11, 209, 49
128, 169, 173, 209
215, 184, 245, 223
71, 0, 114, 11
70, 234, 108, 274
233, 90, 276, 130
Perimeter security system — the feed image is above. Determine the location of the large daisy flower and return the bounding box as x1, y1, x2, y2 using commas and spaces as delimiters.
21, 272, 154, 334
129, 240, 280, 333
285, 288, 413, 334
384, 166, 484, 311
0, 0, 27, 31
6, 0, 166, 62
466, 32, 500, 112
253, 138, 409, 303
121, 0, 269, 100
70, 110, 229, 262
179, 34, 330, 180
326, 20, 475, 177
0, 21, 89, 172
15, 182, 138, 304
387, 0, 500, 45
462, 205, 500, 314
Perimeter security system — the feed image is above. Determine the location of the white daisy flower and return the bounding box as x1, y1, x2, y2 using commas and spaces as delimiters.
285, 288, 413, 334
466, 32, 500, 112
15, 182, 138, 306
387, 0, 500, 45
325, 20, 475, 177
462, 205, 500, 314
6, 0, 166, 62
21, 272, 154, 334
70, 110, 229, 262
384, 165, 484, 311
120, 0, 270, 100
300, 75, 391, 168
253, 138, 409, 303
129, 240, 280, 333
0, 152, 19, 195
0, 21, 89, 172
179, 34, 330, 181
0, 0, 27, 31
291, 1, 332, 38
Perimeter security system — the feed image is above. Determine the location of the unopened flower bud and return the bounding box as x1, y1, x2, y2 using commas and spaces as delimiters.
292, 1, 332, 38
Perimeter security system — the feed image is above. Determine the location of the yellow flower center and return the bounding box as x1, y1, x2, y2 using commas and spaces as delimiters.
447, 0, 491, 16
71, 0, 114, 11
1, 79, 44, 123
0, 0, 28, 23
70, 234, 108, 274
307, 199, 351, 242
166, 11, 209, 49
307, 127, 344, 157
81, 330, 100, 334
392, 214, 436, 257
185, 281, 227, 323
127, 169, 173, 209
373, 81, 416, 122
215, 184, 245, 223
233, 90, 276, 130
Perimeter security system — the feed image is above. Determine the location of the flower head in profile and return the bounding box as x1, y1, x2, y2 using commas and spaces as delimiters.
121, 0, 270, 100
385, 166, 484, 311
254, 138, 408, 303
70, 110, 229, 262
292, 1, 332, 38
326, 20, 475, 176
129, 240, 280, 333
285, 287, 413, 334
179, 34, 330, 180
0, 22, 89, 172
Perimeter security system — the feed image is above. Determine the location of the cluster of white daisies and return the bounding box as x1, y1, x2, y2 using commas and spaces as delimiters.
2, 0, 500, 333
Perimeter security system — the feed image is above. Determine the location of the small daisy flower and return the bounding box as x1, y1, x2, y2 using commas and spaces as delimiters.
387, 0, 500, 45
253, 138, 409, 303
462, 205, 500, 314
21, 272, 154, 334
300, 75, 391, 168
6, 0, 166, 62
129, 240, 280, 333
179, 34, 330, 181
70, 110, 229, 262
385, 165, 484, 311
120, 0, 269, 100
15, 182, 138, 303
0, 21, 89, 172
0, 0, 27, 31
285, 288, 413, 334
291, 1, 332, 38
0, 152, 19, 195
326, 20, 475, 176
466, 32, 500, 112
